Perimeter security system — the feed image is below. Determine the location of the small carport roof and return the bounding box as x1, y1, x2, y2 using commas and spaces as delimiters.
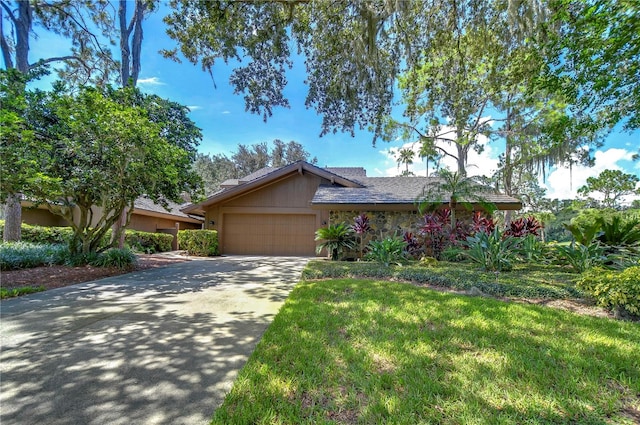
182, 161, 363, 215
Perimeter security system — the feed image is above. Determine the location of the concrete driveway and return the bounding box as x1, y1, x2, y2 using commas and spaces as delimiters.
0, 256, 310, 425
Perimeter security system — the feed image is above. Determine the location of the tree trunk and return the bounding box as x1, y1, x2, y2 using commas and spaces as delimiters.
2, 2, 33, 242
3, 194, 22, 241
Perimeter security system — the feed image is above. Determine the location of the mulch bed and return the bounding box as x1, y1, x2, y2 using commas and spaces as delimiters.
1, 254, 190, 291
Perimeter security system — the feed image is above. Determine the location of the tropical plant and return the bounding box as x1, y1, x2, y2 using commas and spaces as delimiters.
563, 222, 601, 246
471, 211, 495, 234
396, 147, 415, 174
463, 229, 519, 272
518, 234, 547, 263
419, 168, 496, 228
596, 214, 640, 246
352, 213, 371, 260
555, 242, 606, 273
403, 231, 423, 259
504, 216, 542, 238
315, 223, 356, 261
365, 237, 407, 267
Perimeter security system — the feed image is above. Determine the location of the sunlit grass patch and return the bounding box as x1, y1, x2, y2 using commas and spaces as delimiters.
212, 279, 640, 424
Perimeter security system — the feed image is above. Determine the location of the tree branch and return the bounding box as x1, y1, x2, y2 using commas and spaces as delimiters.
0, 6, 14, 69
0, 1, 17, 25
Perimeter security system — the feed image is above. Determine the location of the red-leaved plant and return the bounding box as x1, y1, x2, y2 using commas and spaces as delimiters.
504, 216, 542, 238
472, 211, 495, 234
352, 213, 371, 259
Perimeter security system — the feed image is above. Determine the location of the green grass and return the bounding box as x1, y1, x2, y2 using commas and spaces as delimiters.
212, 279, 640, 424
0, 285, 46, 299
302, 260, 584, 300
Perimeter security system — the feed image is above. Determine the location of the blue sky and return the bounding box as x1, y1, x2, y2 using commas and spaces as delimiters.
29, 5, 639, 201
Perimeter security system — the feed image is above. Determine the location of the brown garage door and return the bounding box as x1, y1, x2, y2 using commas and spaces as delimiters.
223, 213, 317, 256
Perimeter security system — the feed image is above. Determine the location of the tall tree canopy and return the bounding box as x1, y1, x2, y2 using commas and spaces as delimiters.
1, 80, 201, 254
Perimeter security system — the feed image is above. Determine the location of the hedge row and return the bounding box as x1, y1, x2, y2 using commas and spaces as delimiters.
177, 229, 218, 256
301, 260, 584, 300
0, 221, 174, 253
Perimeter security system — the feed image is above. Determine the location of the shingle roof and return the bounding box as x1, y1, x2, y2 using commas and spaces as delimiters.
312, 177, 520, 205
134, 197, 202, 220
325, 167, 367, 178
239, 167, 278, 182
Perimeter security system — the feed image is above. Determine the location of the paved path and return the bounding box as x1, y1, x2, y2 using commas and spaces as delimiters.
1, 256, 310, 425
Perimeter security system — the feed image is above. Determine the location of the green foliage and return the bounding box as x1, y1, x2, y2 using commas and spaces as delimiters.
0, 242, 70, 270
418, 256, 438, 267
439, 246, 465, 262
177, 230, 218, 257
9, 83, 201, 255
365, 237, 406, 266
89, 248, 137, 269
577, 170, 640, 208
578, 267, 640, 316
597, 214, 640, 246
555, 242, 606, 273
0, 220, 73, 244
126, 230, 173, 253
463, 229, 519, 272
315, 223, 356, 261
518, 234, 548, 263
302, 261, 583, 300
1, 286, 46, 299
563, 221, 601, 246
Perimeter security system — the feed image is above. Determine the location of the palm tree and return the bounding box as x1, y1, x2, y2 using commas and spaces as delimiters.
419, 168, 496, 228
396, 148, 415, 174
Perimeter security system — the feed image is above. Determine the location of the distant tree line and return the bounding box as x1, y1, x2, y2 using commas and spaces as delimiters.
193, 140, 317, 195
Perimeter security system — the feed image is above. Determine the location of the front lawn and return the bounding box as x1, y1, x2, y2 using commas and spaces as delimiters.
212, 279, 639, 424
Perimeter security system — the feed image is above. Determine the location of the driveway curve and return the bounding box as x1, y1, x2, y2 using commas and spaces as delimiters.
1, 256, 310, 425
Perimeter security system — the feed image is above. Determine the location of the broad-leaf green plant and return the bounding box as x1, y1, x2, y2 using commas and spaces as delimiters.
555, 242, 605, 273
463, 229, 519, 272
365, 237, 406, 267
315, 223, 356, 261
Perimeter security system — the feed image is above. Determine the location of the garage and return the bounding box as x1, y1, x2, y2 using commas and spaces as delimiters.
222, 213, 317, 256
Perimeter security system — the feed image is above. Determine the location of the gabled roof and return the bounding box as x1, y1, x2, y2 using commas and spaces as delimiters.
182, 161, 364, 214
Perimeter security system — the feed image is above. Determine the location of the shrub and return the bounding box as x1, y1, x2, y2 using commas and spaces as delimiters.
315, 223, 356, 261
90, 248, 137, 269
178, 229, 218, 256
0, 221, 74, 245
351, 214, 371, 259
125, 230, 173, 253
578, 267, 640, 317
0, 242, 70, 270
463, 229, 519, 272
554, 242, 606, 273
365, 237, 406, 266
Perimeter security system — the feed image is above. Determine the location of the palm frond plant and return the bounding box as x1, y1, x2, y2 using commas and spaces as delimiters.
315, 223, 356, 261
418, 168, 496, 229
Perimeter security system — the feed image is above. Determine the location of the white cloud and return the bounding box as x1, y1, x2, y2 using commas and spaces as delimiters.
222, 110, 231, 115
544, 148, 637, 201
137, 77, 165, 86
378, 124, 499, 177
186, 105, 202, 111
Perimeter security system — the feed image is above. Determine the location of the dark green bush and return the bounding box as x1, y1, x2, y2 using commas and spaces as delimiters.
578, 267, 640, 316
125, 230, 173, 253
0, 242, 71, 270
90, 248, 137, 269
178, 229, 218, 256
